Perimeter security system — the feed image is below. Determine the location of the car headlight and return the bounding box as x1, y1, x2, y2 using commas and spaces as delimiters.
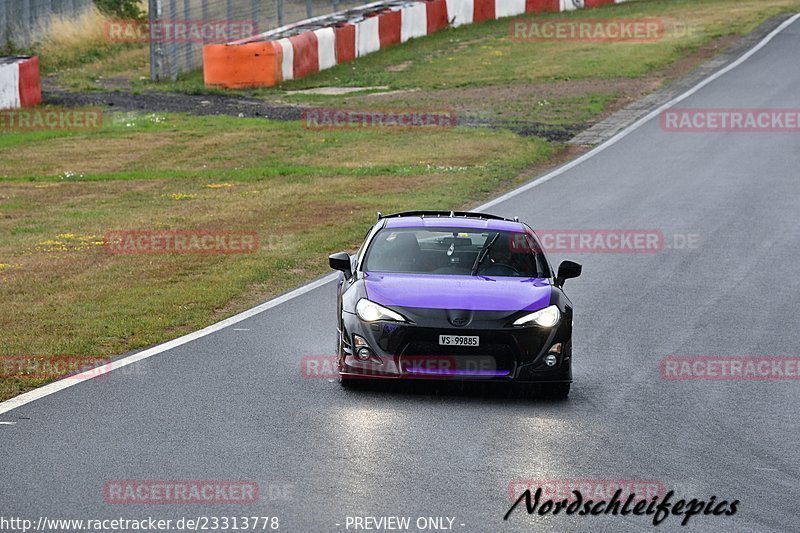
513, 305, 561, 327
356, 299, 406, 322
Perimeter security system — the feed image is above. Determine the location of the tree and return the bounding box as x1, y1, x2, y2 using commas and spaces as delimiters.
94, 0, 145, 20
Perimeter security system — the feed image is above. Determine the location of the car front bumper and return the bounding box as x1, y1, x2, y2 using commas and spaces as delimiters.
338, 309, 572, 383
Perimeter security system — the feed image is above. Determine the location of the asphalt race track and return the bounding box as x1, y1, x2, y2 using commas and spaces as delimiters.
2, 16, 799, 533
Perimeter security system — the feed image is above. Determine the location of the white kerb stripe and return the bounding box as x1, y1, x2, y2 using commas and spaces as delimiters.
401, 2, 428, 42
355, 16, 381, 57
560, 0, 581, 11
277, 38, 294, 81
445, 0, 474, 27
0, 62, 21, 110
314, 27, 337, 71
495, 0, 526, 18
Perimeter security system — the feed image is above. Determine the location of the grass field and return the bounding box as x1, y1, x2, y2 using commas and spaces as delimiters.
270, 0, 800, 127
0, 114, 550, 400
49, 0, 800, 128
3, 0, 800, 401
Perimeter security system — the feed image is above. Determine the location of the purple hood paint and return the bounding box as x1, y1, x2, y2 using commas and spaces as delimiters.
364, 272, 551, 311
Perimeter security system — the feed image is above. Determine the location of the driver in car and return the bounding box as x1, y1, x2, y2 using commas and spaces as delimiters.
478, 237, 519, 275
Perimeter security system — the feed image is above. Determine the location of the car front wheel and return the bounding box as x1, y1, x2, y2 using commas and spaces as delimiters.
339, 373, 356, 388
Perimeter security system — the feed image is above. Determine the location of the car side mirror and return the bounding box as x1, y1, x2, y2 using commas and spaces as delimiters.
329, 252, 353, 280
555, 260, 582, 288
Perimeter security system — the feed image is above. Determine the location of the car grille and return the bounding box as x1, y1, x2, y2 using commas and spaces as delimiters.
400, 341, 516, 376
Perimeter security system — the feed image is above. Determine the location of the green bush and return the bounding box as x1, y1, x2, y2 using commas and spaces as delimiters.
93, 0, 145, 20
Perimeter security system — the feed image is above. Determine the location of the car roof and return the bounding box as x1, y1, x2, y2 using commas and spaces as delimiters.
383, 215, 526, 233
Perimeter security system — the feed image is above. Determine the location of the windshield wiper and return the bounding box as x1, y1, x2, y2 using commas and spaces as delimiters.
471, 232, 500, 276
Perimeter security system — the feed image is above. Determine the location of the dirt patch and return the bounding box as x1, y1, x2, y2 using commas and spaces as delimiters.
357, 33, 743, 126
654, 35, 739, 83
40, 32, 754, 144
94, 76, 136, 91
45, 89, 305, 122
286, 86, 389, 95
365, 78, 652, 106
386, 61, 413, 72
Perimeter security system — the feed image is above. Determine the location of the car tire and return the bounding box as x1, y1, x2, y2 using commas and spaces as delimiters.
541, 382, 570, 399
336, 331, 349, 387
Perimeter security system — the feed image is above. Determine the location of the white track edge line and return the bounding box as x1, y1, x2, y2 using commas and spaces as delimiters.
0, 274, 337, 415
477, 13, 800, 211
2, 13, 797, 417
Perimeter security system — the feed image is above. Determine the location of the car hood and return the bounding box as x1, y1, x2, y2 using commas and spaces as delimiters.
363, 272, 552, 311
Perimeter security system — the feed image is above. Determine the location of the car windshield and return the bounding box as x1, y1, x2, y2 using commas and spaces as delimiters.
363, 227, 551, 277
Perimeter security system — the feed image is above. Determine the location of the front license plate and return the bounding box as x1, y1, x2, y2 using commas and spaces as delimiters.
439, 335, 479, 347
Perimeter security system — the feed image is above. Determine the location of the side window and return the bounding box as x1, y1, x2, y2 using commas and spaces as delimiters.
525, 231, 551, 278
356, 224, 382, 271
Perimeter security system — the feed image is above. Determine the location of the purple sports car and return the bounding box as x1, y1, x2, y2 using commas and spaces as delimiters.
328, 211, 582, 398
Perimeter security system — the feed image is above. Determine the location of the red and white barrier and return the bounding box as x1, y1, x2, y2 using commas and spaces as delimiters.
315, 27, 338, 70
426, 0, 450, 33
446, 0, 474, 27
204, 0, 633, 87
356, 15, 381, 57
496, 0, 527, 18
335, 23, 357, 63
0, 56, 41, 109
277, 38, 295, 81
401, 2, 428, 42
560, 0, 578, 12
290, 32, 320, 79
0, 62, 20, 108
379, 8, 402, 48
